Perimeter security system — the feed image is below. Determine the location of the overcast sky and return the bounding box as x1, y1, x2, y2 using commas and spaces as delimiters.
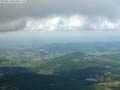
0, 0, 120, 33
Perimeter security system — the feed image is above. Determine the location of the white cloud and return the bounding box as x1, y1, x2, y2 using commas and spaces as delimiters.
90, 17, 120, 30
24, 15, 86, 32
24, 15, 120, 32
1, 15, 120, 32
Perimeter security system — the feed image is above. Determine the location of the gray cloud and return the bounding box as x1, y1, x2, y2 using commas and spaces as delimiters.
0, 18, 26, 32
0, 0, 120, 32
0, 0, 120, 20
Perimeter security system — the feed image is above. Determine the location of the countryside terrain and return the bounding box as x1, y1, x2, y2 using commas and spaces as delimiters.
0, 40, 120, 90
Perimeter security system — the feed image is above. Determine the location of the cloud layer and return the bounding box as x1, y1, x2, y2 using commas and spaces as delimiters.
24, 15, 85, 32
0, 0, 120, 32
1, 15, 120, 32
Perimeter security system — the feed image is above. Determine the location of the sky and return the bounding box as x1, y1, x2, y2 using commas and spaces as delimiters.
0, 0, 120, 37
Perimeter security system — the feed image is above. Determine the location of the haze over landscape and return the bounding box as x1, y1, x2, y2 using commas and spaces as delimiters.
0, 0, 120, 90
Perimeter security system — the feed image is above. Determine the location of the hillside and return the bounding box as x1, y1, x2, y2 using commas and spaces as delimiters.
0, 43, 120, 90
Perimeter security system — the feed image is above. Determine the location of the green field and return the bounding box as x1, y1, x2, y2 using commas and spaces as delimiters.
0, 42, 120, 90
